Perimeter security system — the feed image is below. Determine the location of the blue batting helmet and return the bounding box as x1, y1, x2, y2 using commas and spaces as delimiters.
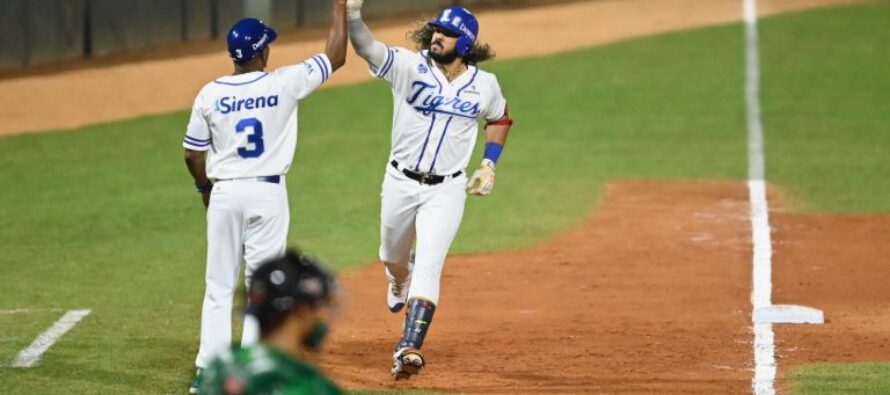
428, 7, 479, 57
227, 18, 277, 64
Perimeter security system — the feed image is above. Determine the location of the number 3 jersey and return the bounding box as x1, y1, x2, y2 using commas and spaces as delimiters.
183, 54, 333, 180
374, 48, 507, 176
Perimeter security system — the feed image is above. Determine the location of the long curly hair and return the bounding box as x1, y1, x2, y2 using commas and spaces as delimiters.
408, 23, 495, 65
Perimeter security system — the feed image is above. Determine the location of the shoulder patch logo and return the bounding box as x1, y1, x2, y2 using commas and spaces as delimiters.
418, 64, 429, 74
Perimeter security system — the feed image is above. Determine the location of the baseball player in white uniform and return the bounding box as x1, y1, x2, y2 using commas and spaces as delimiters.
346, 1, 514, 380
183, 2, 347, 392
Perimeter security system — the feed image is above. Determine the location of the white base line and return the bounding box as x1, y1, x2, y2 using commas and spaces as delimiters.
744, 0, 778, 393
751, 181, 778, 394
0, 308, 63, 315
10, 309, 92, 368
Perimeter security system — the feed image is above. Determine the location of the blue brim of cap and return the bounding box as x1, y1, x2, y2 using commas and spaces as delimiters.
233, 28, 277, 64
265, 28, 278, 46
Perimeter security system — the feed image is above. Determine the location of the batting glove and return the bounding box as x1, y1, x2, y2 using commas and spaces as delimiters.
346, 0, 363, 19
467, 159, 496, 196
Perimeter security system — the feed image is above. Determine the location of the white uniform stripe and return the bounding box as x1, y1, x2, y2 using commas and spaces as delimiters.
743, 0, 778, 394
10, 309, 91, 368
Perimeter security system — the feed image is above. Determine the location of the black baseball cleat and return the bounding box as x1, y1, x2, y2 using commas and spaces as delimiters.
391, 347, 424, 380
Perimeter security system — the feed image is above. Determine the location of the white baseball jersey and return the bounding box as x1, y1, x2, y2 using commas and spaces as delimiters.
373, 48, 507, 175
183, 54, 333, 179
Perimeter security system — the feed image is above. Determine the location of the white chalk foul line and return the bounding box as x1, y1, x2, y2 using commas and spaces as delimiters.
0, 308, 64, 315
9, 309, 92, 368
743, 0, 778, 394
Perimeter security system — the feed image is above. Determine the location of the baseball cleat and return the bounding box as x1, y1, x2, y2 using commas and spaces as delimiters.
188, 368, 203, 394
387, 279, 409, 313
391, 347, 424, 380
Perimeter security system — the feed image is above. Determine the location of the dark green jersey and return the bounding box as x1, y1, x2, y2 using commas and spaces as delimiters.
199, 344, 343, 395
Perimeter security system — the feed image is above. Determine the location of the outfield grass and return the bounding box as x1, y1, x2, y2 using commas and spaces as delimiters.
0, 2, 887, 393
787, 363, 890, 395
760, 1, 890, 213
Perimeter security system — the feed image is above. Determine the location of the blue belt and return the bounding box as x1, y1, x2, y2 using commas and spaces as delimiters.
217, 175, 281, 184
257, 175, 280, 184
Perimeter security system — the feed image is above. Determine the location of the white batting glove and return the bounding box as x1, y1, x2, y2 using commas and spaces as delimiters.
346, 0, 363, 19
467, 159, 496, 196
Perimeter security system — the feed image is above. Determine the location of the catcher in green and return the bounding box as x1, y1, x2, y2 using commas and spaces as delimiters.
198, 250, 343, 395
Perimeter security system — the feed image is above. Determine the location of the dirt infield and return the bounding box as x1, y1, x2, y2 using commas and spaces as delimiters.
321, 181, 756, 394
772, 212, 890, 385
318, 182, 890, 394
0, 0, 862, 136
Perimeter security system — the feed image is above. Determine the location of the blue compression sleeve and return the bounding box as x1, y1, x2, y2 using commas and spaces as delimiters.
484, 142, 504, 164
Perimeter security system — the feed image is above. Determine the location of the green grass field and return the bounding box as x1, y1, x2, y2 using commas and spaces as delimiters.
760, 1, 890, 213
0, 2, 887, 393
788, 363, 890, 395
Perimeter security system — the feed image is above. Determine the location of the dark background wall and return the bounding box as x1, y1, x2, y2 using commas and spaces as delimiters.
0, 0, 86, 68
0, 1, 28, 70
0, 0, 556, 71
90, 0, 183, 56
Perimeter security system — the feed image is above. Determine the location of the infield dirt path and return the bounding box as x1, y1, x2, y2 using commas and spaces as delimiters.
772, 212, 890, 392
321, 181, 757, 394
319, 182, 890, 394
0, 0, 862, 136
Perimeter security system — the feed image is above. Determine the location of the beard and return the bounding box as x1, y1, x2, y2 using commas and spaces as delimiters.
429, 41, 459, 64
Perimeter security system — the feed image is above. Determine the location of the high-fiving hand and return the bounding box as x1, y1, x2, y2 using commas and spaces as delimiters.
346, 0, 363, 19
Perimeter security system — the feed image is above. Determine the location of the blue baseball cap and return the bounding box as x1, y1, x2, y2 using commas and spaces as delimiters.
227, 18, 278, 64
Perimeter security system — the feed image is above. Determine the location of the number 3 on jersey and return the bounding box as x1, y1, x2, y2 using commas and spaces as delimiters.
236, 117, 264, 158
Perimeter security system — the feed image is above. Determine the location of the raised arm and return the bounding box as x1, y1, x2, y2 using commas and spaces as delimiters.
346, 0, 388, 70
325, 0, 348, 71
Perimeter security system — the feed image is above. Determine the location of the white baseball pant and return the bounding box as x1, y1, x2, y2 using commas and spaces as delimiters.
379, 164, 467, 305
194, 178, 288, 368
